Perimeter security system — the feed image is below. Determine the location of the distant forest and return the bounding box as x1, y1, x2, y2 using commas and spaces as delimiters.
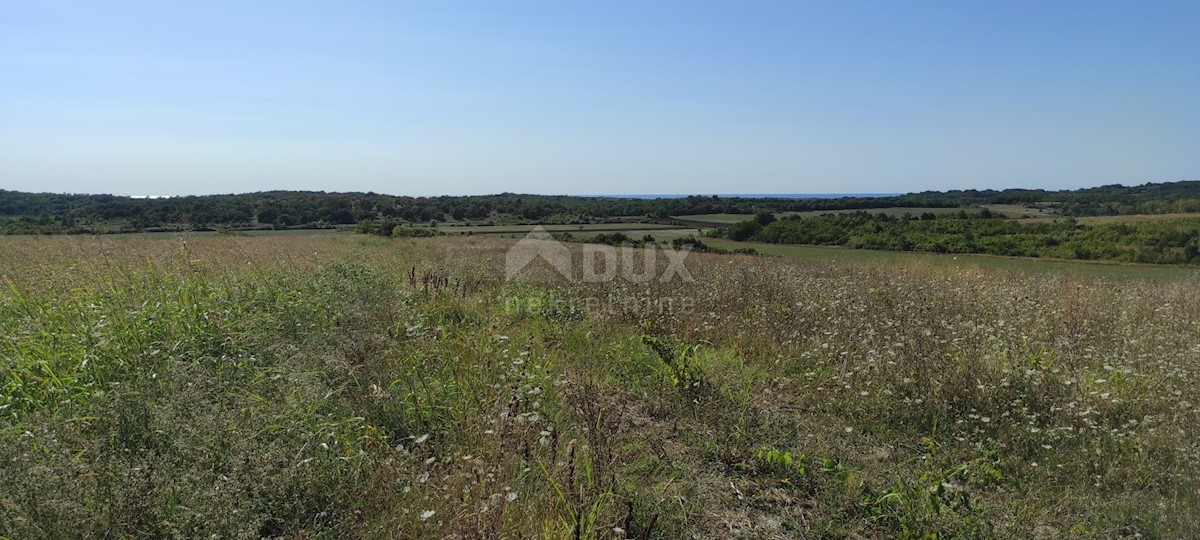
2, 180, 1199, 235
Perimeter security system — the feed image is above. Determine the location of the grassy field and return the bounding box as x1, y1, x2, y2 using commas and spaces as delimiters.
981, 204, 1058, 218
439, 223, 690, 235
701, 237, 1200, 281
1, 234, 1198, 538
1073, 213, 1200, 225
556, 228, 704, 242
120, 228, 349, 238
676, 205, 993, 224
678, 210, 1200, 228
779, 207, 979, 219
673, 213, 756, 224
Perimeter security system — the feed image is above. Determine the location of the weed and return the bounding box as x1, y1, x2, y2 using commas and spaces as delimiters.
640, 335, 705, 391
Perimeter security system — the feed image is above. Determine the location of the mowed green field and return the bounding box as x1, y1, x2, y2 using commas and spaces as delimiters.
780, 207, 979, 219
438, 222, 689, 235
676, 207, 994, 225
678, 209, 1200, 227
561, 228, 704, 241
1074, 212, 1200, 224
671, 213, 756, 224
701, 237, 1200, 281
120, 227, 349, 238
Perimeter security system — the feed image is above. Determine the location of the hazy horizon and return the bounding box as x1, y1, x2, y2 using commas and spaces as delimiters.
9, 183, 1196, 200
3, 1, 1198, 197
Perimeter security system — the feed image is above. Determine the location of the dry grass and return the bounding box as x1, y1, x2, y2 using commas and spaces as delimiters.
1, 234, 1197, 539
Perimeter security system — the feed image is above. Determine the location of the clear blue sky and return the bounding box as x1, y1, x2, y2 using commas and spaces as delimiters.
2, 1, 1197, 196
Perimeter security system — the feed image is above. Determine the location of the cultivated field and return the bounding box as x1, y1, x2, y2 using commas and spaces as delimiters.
676, 206, 1021, 226
700, 238, 1200, 281
1, 235, 1198, 538
680, 210, 1200, 228
1073, 213, 1200, 225
673, 213, 757, 224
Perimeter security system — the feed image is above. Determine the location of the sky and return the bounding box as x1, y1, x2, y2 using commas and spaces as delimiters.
1, 1, 1198, 197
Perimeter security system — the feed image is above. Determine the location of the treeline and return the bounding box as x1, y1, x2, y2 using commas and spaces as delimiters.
0, 190, 918, 234
2, 180, 1198, 235
895, 181, 1200, 216
712, 212, 1200, 265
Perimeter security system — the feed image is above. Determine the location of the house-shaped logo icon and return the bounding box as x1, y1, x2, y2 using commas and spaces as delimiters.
505, 226, 573, 281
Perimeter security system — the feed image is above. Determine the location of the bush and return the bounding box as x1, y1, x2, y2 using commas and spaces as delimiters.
392, 225, 442, 238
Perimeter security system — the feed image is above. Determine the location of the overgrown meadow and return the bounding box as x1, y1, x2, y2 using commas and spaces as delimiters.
1, 234, 1197, 539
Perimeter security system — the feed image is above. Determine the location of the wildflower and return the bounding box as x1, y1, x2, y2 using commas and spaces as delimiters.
419, 510, 435, 521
